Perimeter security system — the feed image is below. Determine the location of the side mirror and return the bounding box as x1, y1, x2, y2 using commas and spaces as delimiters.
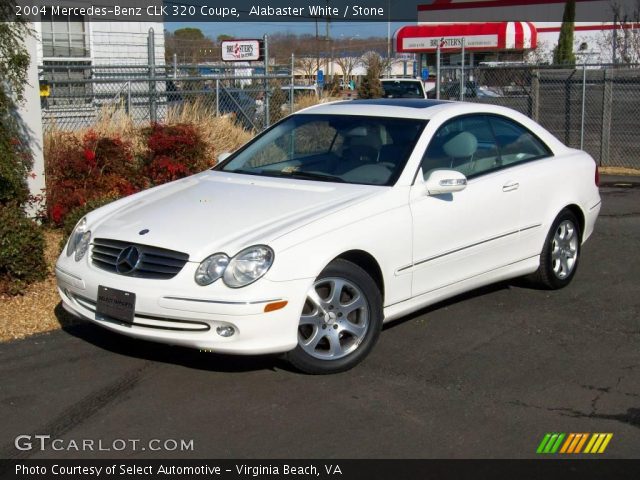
424, 170, 468, 195
217, 152, 232, 163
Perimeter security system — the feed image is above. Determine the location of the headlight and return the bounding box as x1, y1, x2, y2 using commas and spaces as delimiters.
223, 245, 274, 288
66, 217, 88, 257
195, 253, 229, 286
194, 245, 274, 288
74, 231, 91, 262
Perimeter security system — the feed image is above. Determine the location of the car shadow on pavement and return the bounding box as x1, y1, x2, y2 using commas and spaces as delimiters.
382, 280, 515, 331
53, 303, 292, 374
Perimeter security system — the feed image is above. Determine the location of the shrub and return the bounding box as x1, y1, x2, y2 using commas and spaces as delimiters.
142, 123, 209, 185
45, 129, 139, 225
0, 204, 47, 295
44, 106, 253, 226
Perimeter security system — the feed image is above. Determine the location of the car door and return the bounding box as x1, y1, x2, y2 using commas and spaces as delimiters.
486, 115, 556, 259
409, 114, 523, 297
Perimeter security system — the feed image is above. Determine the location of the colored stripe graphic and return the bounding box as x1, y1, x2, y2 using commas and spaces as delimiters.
536, 433, 552, 453
584, 433, 613, 454
536, 433, 565, 453
574, 433, 589, 453
538, 433, 613, 454
559, 433, 575, 453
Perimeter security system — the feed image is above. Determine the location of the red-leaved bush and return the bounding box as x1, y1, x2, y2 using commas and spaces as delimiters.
45, 129, 139, 226
142, 123, 209, 185
45, 123, 210, 225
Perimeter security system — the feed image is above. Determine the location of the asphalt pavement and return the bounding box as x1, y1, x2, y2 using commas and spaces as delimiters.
1, 176, 638, 459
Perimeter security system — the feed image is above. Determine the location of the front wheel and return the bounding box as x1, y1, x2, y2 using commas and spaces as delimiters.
529, 209, 582, 289
287, 259, 383, 374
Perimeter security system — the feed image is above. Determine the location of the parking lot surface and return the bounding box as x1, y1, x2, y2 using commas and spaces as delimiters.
1, 177, 638, 459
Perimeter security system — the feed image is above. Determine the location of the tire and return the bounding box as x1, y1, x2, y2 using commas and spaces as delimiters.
528, 209, 582, 290
287, 259, 383, 374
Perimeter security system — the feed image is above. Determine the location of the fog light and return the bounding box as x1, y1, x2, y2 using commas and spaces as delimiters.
216, 326, 235, 337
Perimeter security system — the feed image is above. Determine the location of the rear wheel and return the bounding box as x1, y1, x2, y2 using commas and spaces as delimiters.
287, 259, 383, 374
529, 209, 581, 289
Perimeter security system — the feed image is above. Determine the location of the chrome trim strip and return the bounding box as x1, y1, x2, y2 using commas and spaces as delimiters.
162, 296, 283, 305
397, 224, 542, 273
387, 254, 540, 308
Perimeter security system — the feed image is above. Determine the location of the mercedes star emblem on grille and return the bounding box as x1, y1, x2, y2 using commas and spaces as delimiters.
115, 246, 141, 274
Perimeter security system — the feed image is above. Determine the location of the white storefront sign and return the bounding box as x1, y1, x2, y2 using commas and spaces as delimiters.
403, 34, 498, 51
221, 40, 261, 61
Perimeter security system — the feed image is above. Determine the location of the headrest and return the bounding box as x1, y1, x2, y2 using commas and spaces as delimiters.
443, 132, 478, 158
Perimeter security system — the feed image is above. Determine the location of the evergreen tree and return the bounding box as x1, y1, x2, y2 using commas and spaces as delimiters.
358, 53, 384, 99
553, 0, 577, 65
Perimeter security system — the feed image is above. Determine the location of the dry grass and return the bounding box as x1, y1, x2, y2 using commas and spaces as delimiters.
600, 166, 640, 177
165, 100, 252, 163
44, 102, 253, 170
0, 230, 78, 342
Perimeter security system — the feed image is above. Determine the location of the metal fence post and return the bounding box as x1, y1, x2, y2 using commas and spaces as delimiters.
436, 41, 441, 100
580, 63, 586, 150
460, 38, 465, 101
264, 34, 270, 129
148, 28, 157, 123
126, 81, 131, 115
530, 69, 540, 122
290, 53, 295, 115
173, 53, 177, 79
600, 68, 613, 166
215, 78, 220, 117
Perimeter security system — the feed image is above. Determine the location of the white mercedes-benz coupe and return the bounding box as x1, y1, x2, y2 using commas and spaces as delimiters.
56, 100, 601, 374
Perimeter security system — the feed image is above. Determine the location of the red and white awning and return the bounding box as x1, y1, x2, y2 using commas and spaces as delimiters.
394, 22, 537, 53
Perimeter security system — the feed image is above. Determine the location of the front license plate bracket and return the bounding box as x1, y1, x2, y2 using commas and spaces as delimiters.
96, 286, 136, 324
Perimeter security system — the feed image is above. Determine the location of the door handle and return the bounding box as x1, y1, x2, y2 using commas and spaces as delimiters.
502, 181, 519, 192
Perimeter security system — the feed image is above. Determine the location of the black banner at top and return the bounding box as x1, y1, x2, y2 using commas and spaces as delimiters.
6, 0, 640, 22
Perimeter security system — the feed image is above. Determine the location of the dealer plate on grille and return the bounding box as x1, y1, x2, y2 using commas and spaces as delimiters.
96, 286, 135, 324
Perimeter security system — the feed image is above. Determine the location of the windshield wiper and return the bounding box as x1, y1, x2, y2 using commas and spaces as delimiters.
226, 168, 345, 183
273, 170, 346, 183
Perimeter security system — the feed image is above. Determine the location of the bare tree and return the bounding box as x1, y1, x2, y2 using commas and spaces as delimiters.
595, 0, 640, 63
295, 57, 319, 84
334, 55, 361, 84
524, 40, 554, 65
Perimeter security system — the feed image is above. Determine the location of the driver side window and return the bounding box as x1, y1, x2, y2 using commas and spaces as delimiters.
421, 115, 499, 179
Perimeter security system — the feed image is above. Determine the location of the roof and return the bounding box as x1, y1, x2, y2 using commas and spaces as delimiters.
298, 99, 570, 155
380, 78, 423, 82
299, 99, 454, 119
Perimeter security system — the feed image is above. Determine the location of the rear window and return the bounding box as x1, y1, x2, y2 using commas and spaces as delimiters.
381, 81, 425, 99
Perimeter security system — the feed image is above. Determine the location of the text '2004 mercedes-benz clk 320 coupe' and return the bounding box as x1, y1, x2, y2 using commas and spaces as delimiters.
56, 100, 601, 374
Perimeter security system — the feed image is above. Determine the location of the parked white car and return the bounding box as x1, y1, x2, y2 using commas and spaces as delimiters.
56, 100, 601, 374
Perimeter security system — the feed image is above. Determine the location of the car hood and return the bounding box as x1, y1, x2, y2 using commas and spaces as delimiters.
91, 170, 382, 261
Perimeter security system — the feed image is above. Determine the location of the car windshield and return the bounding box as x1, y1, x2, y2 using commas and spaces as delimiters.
217, 114, 427, 186
381, 81, 424, 98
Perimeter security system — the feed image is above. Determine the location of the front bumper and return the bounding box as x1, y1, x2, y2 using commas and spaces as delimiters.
55, 255, 311, 355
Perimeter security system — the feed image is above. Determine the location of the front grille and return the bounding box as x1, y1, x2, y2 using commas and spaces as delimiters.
92, 238, 189, 279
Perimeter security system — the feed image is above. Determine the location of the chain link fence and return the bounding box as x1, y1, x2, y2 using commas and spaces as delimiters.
41, 62, 640, 168
40, 63, 308, 133
437, 64, 640, 168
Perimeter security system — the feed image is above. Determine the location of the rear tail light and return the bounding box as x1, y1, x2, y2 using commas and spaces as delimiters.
595, 165, 600, 187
